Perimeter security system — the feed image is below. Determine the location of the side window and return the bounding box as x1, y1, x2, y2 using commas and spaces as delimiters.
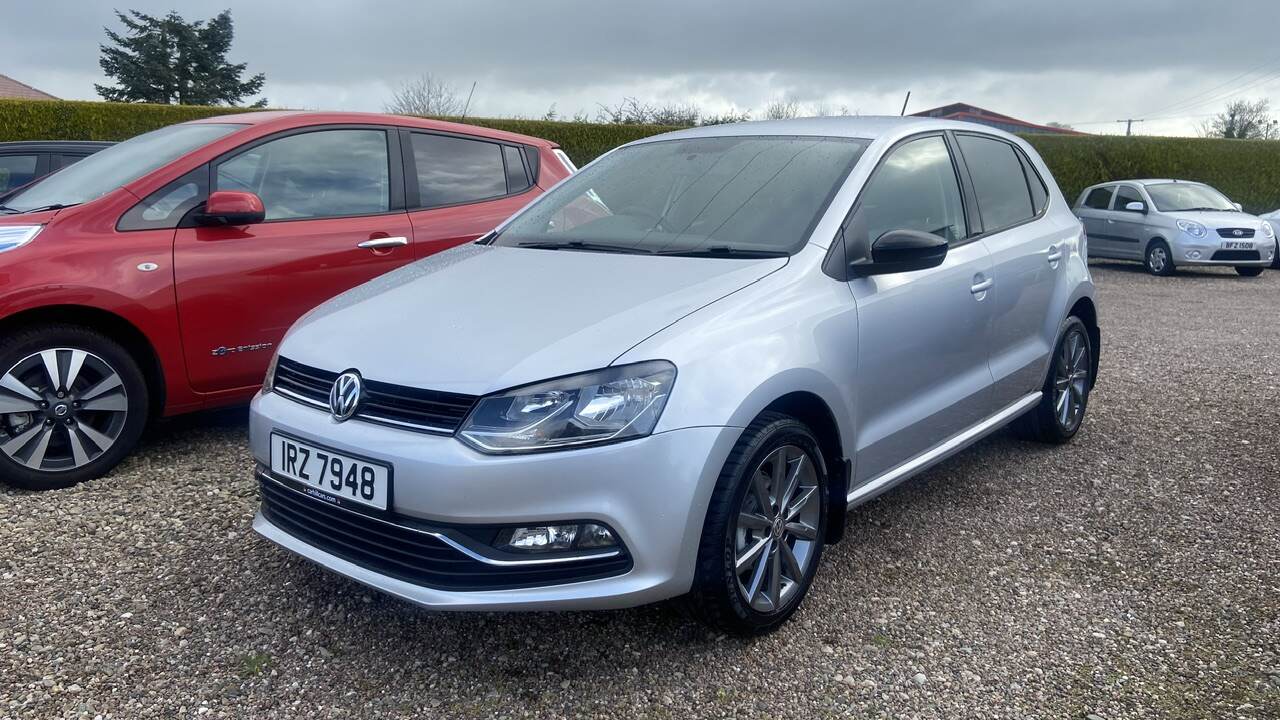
215, 129, 390, 221
1114, 185, 1144, 212
55, 154, 89, 170
0, 154, 39, 194
1018, 151, 1049, 214
850, 135, 966, 246
118, 166, 208, 231
956, 134, 1035, 233
503, 145, 531, 194
1083, 186, 1114, 210
410, 133, 508, 208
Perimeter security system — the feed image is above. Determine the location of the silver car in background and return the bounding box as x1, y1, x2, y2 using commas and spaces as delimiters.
1074, 179, 1275, 277
1260, 209, 1280, 269
248, 117, 1099, 635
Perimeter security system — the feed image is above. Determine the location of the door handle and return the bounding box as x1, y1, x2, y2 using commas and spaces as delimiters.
357, 236, 408, 250
970, 277, 994, 294
1046, 245, 1063, 263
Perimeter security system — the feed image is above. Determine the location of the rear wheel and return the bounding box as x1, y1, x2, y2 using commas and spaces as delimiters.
1236, 266, 1265, 277
1145, 241, 1175, 276
1013, 316, 1093, 444
687, 413, 828, 636
0, 325, 148, 490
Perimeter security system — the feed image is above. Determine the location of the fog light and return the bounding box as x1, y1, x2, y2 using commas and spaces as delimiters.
496, 523, 618, 553
1186, 250, 1201, 260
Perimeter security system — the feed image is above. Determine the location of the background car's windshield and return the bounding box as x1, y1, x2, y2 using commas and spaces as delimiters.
1145, 183, 1235, 212
2, 123, 244, 213
494, 135, 869, 255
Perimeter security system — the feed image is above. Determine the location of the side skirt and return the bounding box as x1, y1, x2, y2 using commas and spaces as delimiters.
846, 391, 1042, 509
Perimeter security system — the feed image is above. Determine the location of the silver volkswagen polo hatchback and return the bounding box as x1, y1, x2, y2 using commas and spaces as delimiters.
249, 117, 1099, 635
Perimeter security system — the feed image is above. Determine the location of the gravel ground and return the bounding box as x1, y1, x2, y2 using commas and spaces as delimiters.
2, 260, 1277, 720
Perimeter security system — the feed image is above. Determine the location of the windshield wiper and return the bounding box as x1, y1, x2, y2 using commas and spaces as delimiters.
11, 203, 81, 214
516, 240, 653, 255
0, 205, 19, 215
656, 245, 789, 258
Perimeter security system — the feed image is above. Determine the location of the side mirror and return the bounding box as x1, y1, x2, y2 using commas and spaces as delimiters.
1232, 202, 1243, 212
1124, 201, 1147, 213
198, 190, 265, 226
850, 229, 948, 277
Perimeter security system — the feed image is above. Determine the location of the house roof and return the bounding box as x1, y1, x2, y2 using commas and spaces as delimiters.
0, 74, 58, 101
910, 103, 1084, 135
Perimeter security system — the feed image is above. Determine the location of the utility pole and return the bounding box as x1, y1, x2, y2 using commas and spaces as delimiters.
1116, 118, 1145, 136
460, 81, 477, 120
899, 91, 911, 116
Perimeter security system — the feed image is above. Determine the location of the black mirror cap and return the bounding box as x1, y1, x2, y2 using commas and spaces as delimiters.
849, 229, 948, 277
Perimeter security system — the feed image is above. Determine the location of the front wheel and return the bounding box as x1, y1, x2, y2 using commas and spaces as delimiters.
1014, 316, 1094, 444
1145, 241, 1175, 276
0, 325, 149, 490
687, 413, 828, 636
1236, 266, 1265, 277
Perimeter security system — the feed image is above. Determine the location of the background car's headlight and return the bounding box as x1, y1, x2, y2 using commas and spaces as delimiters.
0, 225, 42, 253
1176, 219, 1207, 238
458, 360, 676, 453
261, 351, 279, 394
1260, 222, 1275, 239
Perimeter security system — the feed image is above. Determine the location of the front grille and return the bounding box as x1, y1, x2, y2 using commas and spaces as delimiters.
273, 357, 477, 434
259, 475, 632, 591
1217, 228, 1255, 238
1211, 250, 1261, 261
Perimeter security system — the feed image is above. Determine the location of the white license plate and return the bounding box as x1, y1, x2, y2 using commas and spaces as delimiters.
269, 432, 390, 511
1222, 241, 1253, 250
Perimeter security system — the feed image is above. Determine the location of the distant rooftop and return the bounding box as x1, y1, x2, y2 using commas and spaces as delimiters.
910, 103, 1084, 135
0, 73, 58, 101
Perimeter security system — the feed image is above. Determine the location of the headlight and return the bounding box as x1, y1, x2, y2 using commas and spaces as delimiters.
458, 360, 676, 453
1176, 219, 1207, 239
0, 225, 42, 253
261, 351, 279, 394
1261, 222, 1275, 239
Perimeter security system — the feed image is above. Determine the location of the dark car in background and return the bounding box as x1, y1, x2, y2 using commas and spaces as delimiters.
0, 141, 113, 195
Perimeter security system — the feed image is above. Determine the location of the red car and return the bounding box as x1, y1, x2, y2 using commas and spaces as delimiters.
0, 111, 573, 489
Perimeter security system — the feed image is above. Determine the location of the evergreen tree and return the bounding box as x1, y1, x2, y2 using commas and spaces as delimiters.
96, 9, 266, 107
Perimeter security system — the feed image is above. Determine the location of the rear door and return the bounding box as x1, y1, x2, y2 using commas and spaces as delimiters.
953, 132, 1064, 409
1077, 185, 1116, 257
174, 126, 414, 393
402, 130, 543, 258
0, 152, 44, 195
847, 133, 995, 485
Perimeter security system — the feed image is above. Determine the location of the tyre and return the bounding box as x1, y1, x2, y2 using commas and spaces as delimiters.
687, 412, 828, 636
1236, 266, 1265, 277
1013, 316, 1093, 444
0, 325, 149, 490
1144, 240, 1175, 276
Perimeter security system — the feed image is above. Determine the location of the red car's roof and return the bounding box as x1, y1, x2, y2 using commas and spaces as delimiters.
187, 111, 557, 148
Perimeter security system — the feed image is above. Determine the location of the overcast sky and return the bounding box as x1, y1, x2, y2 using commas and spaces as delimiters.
5, 1, 1278, 136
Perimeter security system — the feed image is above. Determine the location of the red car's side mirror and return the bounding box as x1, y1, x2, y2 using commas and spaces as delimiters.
198, 190, 266, 226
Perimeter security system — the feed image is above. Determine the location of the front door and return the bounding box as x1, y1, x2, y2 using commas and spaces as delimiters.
174, 127, 413, 394
1108, 184, 1149, 259
845, 134, 996, 485
1077, 185, 1117, 257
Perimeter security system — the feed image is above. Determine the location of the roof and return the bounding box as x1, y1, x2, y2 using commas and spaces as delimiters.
628, 115, 1025, 145
0, 74, 58, 100
911, 103, 1083, 135
186, 110, 559, 147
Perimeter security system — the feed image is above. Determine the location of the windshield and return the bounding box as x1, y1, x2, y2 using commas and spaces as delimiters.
1, 123, 244, 213
1145, 182, 1236, 213
493, 135, 869, 256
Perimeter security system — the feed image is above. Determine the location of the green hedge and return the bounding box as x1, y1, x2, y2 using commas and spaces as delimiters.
3, 99, 1278, 213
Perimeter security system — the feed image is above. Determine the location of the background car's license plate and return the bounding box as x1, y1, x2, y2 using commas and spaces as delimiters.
269, 432, 390, 510
1222, 241, 1253, 250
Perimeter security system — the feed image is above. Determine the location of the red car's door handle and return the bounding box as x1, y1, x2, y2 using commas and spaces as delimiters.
357, 236, 409, 250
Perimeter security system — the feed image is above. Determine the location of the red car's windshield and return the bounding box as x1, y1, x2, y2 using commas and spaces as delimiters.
1, 123, 244, 214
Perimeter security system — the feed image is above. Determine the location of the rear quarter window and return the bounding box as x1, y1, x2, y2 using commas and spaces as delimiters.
956, 134, 1036, 233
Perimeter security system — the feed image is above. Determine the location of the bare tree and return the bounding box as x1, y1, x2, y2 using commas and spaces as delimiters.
701, 109, 752, 126
542, 103, 559, 121
1200, 99, 1279, 140
1046, 121, 1075, 131
596, 97, 699, 126
763, 100, 801, 120
384, 74, 463, 116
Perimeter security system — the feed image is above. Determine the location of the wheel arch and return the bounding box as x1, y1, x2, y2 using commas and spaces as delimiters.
0, 305, 166, 417
1067, 296, 1101, 389
758, 391, 849, 545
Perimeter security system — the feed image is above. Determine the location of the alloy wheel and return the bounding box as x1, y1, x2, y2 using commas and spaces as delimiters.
1052, 329, 1090, 433
1147, 246, 1168, 274
0, 348, 129, 472
733, 444, 821, 613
